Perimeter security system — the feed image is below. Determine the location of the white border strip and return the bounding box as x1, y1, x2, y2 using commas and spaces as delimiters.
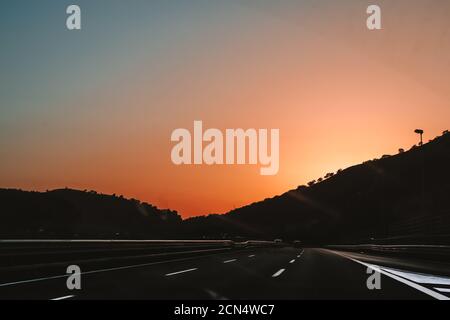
333, 251, 449, 300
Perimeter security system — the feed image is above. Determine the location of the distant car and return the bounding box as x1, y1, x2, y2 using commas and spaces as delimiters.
293, 240, 302, 248
274, 239, 283, 244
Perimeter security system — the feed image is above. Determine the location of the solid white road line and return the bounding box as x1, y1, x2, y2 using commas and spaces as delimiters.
0, 250, 235, 288
165, 268, 198, 277
272, 269, 285, 278
379, 267, 450, 286
223, 259, 237, 264
51, 295, 75, 301
434, 287, 450, 293
289, 259, 295, 264
248, 255, 256, 258
337, 254, 450, 300
0, 274, 69, 288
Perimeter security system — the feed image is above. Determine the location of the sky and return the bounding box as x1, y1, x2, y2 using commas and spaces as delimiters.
1, 0, 450, 217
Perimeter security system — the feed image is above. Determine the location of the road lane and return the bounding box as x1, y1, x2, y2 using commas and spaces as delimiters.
0, 247, 448, 300
270, 248, 434, 299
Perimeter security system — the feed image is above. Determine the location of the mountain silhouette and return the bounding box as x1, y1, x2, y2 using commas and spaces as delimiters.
0, 188, 181, 239
182, 131, 450, 243
1, 131, 450, 243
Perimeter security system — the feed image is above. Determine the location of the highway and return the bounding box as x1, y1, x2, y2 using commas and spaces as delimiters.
1, 246, 450, 300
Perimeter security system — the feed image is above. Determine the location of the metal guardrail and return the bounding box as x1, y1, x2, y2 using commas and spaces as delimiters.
0, 239, 234, 244
0, 239, 237, 255
0, 239, 278, 246
0, 239, 279, 269
328, 244, 450, 258
0, 239, 276, 247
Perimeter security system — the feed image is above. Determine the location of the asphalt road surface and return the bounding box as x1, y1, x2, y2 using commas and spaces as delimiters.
1, 247, 450, 300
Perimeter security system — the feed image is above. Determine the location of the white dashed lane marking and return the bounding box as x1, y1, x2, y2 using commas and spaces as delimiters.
51, 295, 75, 301
272, 269, 285, 278
165, 268, 198, 277
223, 259, 237, 264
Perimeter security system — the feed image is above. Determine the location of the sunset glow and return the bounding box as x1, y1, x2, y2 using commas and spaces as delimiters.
1, 0, 450, 217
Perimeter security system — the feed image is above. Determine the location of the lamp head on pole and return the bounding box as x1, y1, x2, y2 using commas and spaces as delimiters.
414, 129, 424, 145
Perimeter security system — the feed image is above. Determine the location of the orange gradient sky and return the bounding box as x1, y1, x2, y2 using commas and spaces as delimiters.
1, 1, 450, 217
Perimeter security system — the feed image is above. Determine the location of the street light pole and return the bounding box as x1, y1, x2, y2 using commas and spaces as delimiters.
415, 129, 424, 146
414, 129, 426, 231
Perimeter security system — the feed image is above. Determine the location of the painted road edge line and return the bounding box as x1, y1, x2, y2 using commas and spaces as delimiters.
332, 251, 450, 300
